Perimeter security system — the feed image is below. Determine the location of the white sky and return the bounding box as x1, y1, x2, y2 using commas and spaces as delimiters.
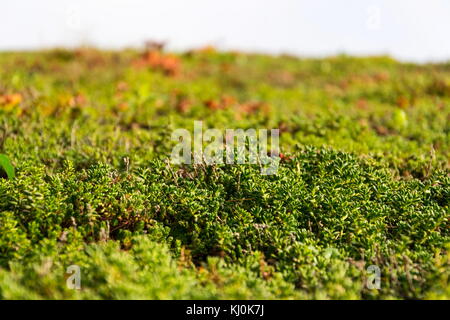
1, 0, 449, 62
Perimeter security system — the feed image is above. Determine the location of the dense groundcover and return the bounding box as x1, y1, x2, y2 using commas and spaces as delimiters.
0, 48, 449, 299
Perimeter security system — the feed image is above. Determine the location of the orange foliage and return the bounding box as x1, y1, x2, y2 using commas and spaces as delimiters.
238, 101, 268, 114
0, 93, 23, 115
279, 152, 294, 162
356, 99, 368, 110
396, 96, 409, 109
69, 94, 86, 107
0, 93, 22, 106
176, 98, 191, 113
205, 95, 237, 111
135, 50, 181, 76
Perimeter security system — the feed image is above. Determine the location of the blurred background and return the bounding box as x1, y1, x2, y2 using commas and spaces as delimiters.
1, 0, 449, 63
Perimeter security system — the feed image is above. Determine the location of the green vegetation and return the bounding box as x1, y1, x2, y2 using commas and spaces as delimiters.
0, 154, 14, 180
0, 47, 448, 299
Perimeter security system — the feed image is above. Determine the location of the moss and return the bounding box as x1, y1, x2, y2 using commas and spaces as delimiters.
0, 49, 448, 299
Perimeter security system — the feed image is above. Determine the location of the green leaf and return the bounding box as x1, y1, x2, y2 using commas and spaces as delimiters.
392, 108, 408, 129
0, 154, 15, 179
